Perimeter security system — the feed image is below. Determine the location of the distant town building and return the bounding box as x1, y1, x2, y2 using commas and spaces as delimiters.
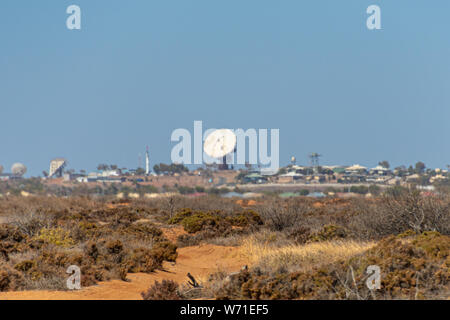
369, 165, 392, 176
278, 171, 304, 183
345, 164, 368, 174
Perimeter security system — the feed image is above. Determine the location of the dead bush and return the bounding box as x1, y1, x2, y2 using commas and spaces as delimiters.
351, 189, 450, 239
0, 263, 25, 292
257, 199, 308, 231
7, 210, 58, 237
288, 226, 311, 245
141, 280, 181, 300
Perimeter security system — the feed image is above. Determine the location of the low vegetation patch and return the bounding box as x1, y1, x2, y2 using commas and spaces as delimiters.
242, 232, 373, 273
0, 200, 178, 292
0, 192, 448, 299
141, 280, 181, 300
169, 208, 263, 246
207, 232, 449, 300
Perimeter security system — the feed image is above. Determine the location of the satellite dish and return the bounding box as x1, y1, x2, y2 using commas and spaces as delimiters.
11, 163, 27, 177
204, 129, 237, 159
49, 158, 67, 178
204, 129, 237, 170
0, 165, 3, 175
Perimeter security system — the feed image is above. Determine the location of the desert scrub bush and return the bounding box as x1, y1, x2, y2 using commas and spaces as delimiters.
7, 210, 57, 237
151, 241, 178, 262
256, 199, 308, 231
227, 210, 264, 228
38, 248, 85, 269
85, 241, 100, 260
0, 197, 181, 291
411, 231, 449, 259
36, 245, 119, 287
169, 208, 263, 242
35, 227, 75, 247
21, 273, 67, 291
288, 226, 312, 245
0, 224, 30, 260
215, 232, 449, 300
12, 258, 50, 283
70, 221, 100, 241
141, 280, 181, 300
168, 209, 224, 233
167, 208, 194, 225
119, 222, 164, 241
106, 240, 124, 254
339, 232, 450, 299
351, 189, 450, 239
168, 209, 263, 235
123, 241, 177, 273
308, 225, 348, 242
90, 207, 140, 226
181, 212, 221, 233
126, 248, 163, 273
0, 224, 27, 243
14, 260, 36, 272
0, 263, 25, 292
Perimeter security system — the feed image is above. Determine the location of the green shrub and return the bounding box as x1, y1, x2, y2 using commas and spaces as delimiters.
309, 225, 348, 242
168, 208, 194, 225
170, 209, 263, 234
181, 212, 220, 233
228, 210, 264, 227
14, 260, 36, 272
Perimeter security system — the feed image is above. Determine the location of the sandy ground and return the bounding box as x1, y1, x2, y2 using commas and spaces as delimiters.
0, 244, 246, 300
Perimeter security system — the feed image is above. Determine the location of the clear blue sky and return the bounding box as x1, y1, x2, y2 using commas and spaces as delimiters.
1, 1, 449, 176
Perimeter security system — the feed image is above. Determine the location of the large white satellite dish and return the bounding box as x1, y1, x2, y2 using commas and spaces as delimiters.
204, 129, 237, 159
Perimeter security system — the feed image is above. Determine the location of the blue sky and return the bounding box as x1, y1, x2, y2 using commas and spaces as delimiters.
1, 1, 449, 176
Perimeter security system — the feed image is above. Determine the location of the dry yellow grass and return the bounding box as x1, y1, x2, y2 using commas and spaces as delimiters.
242, 235, 375, 273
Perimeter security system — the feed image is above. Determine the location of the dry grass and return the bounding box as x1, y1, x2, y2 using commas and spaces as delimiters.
242, 233, 374, 273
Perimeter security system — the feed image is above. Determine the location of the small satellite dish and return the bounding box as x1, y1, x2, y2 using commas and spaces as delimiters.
11, 163, 27, 177
204, 129, 237, 159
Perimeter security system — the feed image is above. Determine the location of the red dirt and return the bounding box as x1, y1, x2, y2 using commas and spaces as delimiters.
161, 226, 189, 243
236, 199, 258, 207
0, 244, 246, 300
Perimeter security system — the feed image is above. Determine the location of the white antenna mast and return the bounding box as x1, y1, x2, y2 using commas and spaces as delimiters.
145, 146, 150, 175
